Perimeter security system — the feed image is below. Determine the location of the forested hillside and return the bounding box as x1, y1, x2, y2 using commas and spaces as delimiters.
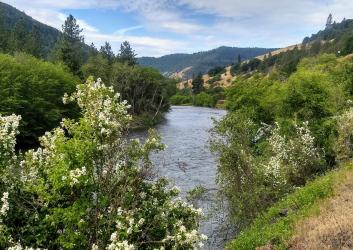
138, 46, 276, 79
0, 2, 60, 57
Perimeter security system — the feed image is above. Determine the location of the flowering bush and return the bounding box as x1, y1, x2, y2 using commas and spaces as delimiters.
335, 108, 353, 161
0, 77, 205, 249
211, 112, 324, 227
265, 122, 325, 186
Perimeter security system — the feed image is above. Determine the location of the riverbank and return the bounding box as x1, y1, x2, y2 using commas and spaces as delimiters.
227, 162, 353, 250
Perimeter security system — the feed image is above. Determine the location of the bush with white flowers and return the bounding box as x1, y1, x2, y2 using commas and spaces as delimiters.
0, 77, 205, 249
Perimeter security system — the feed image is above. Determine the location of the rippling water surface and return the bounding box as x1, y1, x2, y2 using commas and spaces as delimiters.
134, 106, 232, 249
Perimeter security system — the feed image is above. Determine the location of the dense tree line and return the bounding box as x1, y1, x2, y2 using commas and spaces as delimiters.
0, 12, 177, 149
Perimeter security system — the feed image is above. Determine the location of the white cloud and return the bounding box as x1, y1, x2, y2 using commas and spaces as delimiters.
4, 0, 353, 55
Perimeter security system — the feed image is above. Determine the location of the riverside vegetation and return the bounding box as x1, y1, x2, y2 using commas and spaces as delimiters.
210, 17, 353, 249
0, 78, 206, 249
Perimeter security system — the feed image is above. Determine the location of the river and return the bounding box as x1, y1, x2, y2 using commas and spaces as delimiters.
133, 106, 232, 249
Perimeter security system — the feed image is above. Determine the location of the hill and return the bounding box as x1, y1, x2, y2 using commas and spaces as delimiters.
177, 44, 300, 90
138, 46, 276, 79
0, 2, 60, 57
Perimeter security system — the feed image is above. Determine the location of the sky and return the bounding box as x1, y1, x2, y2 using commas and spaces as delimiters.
3, 0, 353, 57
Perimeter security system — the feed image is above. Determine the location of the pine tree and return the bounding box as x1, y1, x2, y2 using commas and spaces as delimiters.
100, 41, 115, 64
0, 10, 8, 52
117, 41, 137, 66
237, 54, 242, 64
26, 25, 42, 58
326, 14, 333, 28
10, 18, 28, 52
192, 73, 204, 94
53, 14, 84, 75
89, 43, 98, 57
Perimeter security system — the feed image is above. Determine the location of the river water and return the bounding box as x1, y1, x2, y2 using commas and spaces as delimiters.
133, 106, 232, 249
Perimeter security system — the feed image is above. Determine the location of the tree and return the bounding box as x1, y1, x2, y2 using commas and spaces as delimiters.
0, 53, 79, 149
192, 73, 204, 94
26, 25, 42, 57
88, 42, 98, 57
237, 54, 242, 64
10, 18, 27, 52
100, 41, 115, 64
53, 14, 84, 75
81, 53, 111, 83
117, 41, 137, 66
326, 13, 333, 28
0, 10, 9, 52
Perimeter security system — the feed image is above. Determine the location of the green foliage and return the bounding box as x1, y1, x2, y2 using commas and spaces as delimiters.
170, 95, 193, 105
215, 54, 350, 231
81, 53, 111, 83
110, 63, 176, 115
186, 185, 206, 202
0, 2, 61, 57
208, 66, 226, 76
192, 73, 204, 94
117, 41, 137, 66
52, 15, 84, 75
99, 41, 115, 64
228, 163, 353, 250
0, 53, 79, 149
193, 92, 215, 107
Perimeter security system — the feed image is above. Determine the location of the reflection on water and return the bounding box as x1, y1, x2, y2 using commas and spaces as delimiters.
133, 106, 233, 249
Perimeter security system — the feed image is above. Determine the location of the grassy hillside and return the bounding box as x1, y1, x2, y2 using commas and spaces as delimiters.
228, 162, 353, 250
138, 46, 276, 79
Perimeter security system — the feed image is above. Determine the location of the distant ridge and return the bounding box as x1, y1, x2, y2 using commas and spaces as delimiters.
138, 46, 277, 79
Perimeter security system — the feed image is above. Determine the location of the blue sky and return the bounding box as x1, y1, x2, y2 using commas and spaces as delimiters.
4, 0, 353, 57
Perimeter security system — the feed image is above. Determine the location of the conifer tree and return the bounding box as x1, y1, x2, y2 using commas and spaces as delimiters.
192, 73, 204, 94
26, 25, 42, 57
53, 14, 84, 75
117, 41, 137, 66
100, 41, 115, 64
10, 18, 27, 52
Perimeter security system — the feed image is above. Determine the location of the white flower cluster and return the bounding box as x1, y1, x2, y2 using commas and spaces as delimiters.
69, 167, 87, 186
63, 78, 131, 142
7, 243, 46, 250
0, 114, 21, 160
265, 122, 323, 184
107, 239, 135, 250
0, 192, 9, 216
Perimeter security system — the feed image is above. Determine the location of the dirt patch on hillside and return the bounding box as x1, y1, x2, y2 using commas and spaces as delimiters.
288, 170, 353, 250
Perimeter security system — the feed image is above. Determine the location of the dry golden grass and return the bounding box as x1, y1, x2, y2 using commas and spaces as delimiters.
288, 170, 353, 250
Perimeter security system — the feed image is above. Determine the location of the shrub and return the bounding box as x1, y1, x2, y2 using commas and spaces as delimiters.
0, 78, 206, 249
169, 94, 193, 105
211, 112, 324, 227
0, 53, 79, 149
193, 92, 215, 107
335, 108, 353, 160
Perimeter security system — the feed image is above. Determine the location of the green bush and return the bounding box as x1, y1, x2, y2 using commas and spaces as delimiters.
169, 94, 193, 105
193, 92, 215, 107
0, 53, 79, 149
